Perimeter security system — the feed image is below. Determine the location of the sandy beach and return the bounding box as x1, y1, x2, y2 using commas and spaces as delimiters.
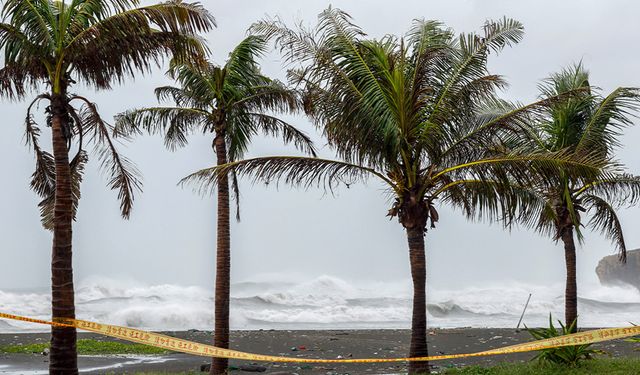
1, 328, 637, 374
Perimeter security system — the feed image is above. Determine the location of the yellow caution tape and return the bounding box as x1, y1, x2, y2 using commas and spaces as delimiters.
1, 312, 639, 363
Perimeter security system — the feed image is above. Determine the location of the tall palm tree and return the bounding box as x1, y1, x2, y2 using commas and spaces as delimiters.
114, 35, 316, 375
523, 65, 640, 331
0, 1, 214, 373
182, 9, 604, 374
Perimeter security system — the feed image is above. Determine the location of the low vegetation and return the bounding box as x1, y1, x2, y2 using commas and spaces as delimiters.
526, 316, 604, 365
0, 339, 170, 355
115, 358, 640, 374
443, 358, 640, 375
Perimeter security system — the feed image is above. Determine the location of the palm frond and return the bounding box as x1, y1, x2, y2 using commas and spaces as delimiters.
233, 80, 301, 115
114, 106, 211, 150
68, 0, 138, 31
168, 62, 219, 104
25, 110, 55, 202
437, 89, 588, 164
71, 32, 209, 90
0, 22, 44, 63
479, 17, 525, 53
24, 94, 56, 200
66, 1, 214, 89
575, 87, 640, 156
252, 11, 366, 101
180, 156, 393, 195
154, 85, 202, 108
583, 194, 628, 262
406, 19, 452, 81
1, 0, 55, 52
576, 174, 640, 207
241, 113, 316, 156
436, 178, 555, 231
428, 17, 524, 125
224, 35, 267, 83
75, 98, 142, 218
231, 170, 241, 221
250, 15, 319, 67
0, 61, 44, 99
37, 150, 88, 231
68, 1, 214, 45
433, 151, 606, 189
318, 10, 399, 155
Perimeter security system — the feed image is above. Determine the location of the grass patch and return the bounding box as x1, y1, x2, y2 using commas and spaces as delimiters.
0, 339, 170, 355
443, 358, 640, 375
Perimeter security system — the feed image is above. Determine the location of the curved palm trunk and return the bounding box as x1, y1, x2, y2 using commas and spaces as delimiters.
561, 226, 578, 332
49, 94, 79, 375
211, 130, 231, 375
407, 226, 430, 374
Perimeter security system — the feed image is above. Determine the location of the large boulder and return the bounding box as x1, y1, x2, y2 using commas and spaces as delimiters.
596, 249, 640, 290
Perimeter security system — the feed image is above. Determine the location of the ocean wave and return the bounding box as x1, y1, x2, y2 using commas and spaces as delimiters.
0, 275, 638, 332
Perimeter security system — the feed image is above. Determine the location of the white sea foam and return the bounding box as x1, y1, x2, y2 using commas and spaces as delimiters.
0, 275, 638, 332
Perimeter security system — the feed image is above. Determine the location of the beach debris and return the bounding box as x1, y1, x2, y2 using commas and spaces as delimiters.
239, 364, 267, 372
290, 347, 298, 351
298, 345, 307, 350
41, 348, 49, 356
516, 293, 533, 330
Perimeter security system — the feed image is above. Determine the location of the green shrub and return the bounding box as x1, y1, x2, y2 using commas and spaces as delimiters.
525, 315, 605, 366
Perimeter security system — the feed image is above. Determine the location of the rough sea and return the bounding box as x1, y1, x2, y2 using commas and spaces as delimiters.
1, 275, 638, 333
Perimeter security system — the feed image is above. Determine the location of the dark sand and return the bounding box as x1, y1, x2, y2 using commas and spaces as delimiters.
0, 329, 637, 374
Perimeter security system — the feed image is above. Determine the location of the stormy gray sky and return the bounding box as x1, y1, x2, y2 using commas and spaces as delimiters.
1, 0, 639, 292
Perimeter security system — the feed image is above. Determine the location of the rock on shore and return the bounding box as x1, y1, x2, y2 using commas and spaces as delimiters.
596, 248, 640, 290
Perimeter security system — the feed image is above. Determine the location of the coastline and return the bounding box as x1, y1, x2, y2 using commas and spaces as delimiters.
1, 328, 637, 374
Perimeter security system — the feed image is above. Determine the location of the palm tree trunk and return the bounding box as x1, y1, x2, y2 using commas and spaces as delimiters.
49, 94, 79, 375
211, 130, 231, 375
407, 226, 430, 374
561, 226, 578, 332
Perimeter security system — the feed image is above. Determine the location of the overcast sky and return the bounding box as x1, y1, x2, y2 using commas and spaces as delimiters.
1, 0, 639, 292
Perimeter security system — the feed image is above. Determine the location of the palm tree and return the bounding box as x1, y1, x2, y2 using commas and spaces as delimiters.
0, 1, 214, 373
523, 65, 640, 331
114, 35, 316, 375
182, 9, 604, 374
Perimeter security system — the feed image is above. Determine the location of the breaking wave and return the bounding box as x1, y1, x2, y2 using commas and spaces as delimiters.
1, 275, 638, 332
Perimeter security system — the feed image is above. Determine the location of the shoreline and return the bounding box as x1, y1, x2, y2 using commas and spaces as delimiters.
1, 328, 637, 374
